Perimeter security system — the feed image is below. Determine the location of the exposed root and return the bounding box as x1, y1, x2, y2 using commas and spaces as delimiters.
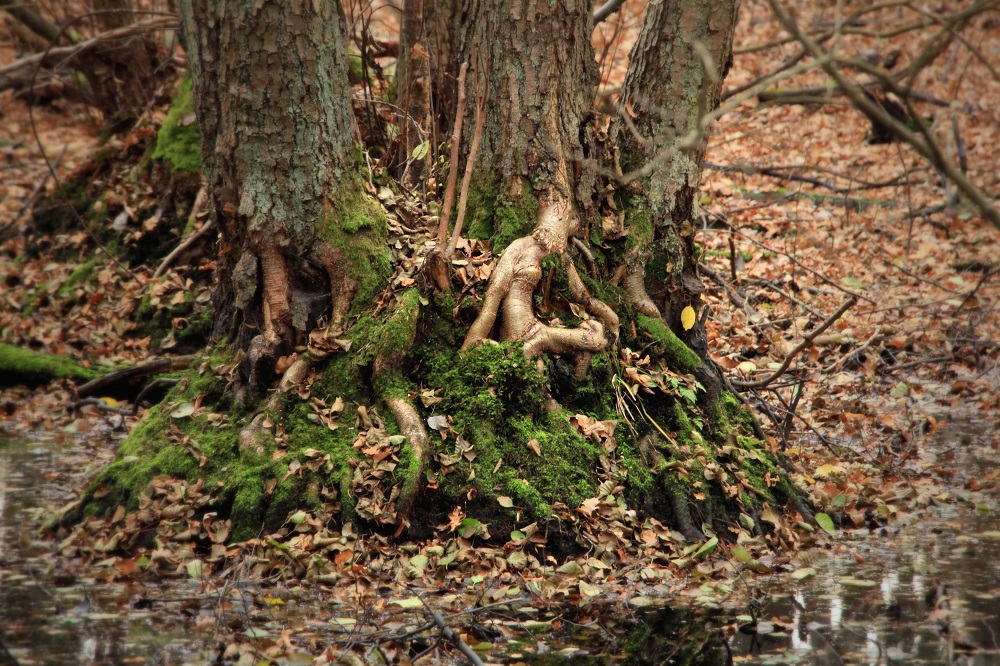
239, 349, 319, 452
385, 396, 428, 533
562, 252, 619, 333
638, 435, 702, 542
461, 194, 616, 361
623, 261, 660, 317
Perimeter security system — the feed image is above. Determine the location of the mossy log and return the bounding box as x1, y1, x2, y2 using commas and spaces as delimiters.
0, 343, 100, 387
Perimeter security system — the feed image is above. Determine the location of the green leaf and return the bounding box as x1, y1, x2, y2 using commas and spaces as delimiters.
815, 512, 836, 537
731, 546, 752, 563
411, 140, 429, 160
831, 492, 846, 508
694, 536, 719, 559
391, 597, 424, 609
556, 561, 584, 575
791, 567, 816, 580
458, 518, 486, 539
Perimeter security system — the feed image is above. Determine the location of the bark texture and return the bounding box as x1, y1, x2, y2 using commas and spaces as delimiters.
459, 0, 595, 196
180, 0, 357, 398
458, 0, 615, 361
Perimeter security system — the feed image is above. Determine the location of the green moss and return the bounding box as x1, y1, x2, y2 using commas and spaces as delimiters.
635, 314, 700, 374
86, 352, 365, 540
0, 344, 101, 387
152, 75, 201, 174
56, 259, 98, 299
320, 181, 392, 315
465, 178, 537, 253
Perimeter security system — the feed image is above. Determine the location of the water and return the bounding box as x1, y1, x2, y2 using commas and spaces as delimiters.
0, 419, 996, 665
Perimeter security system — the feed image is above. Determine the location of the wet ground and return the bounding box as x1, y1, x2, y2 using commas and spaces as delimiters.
0, 417, 997, 665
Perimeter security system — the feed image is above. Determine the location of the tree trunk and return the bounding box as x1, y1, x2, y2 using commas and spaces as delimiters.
181, 0, 373, 401
617, 0, 740, 340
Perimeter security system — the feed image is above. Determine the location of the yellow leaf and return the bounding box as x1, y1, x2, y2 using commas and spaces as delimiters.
100, 397, 119, 407
680, 306, 696, 331
736, 361, 757, 374
815, 464, 844, 478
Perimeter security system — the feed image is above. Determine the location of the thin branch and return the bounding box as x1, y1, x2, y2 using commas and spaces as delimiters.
0, 0, 62, 45
436, 62, 468, 247
446, 58, 488, 258
0, 16, 178, 79
732, 296, 858, 390
154, 186, 211, 279
593, 0, 627, 25
766, 0, 1000, 230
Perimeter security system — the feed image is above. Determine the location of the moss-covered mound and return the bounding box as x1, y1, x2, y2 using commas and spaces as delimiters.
0, 344, 101, 387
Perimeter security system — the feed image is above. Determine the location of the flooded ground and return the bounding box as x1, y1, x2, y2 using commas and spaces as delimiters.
0, 417, 997, 665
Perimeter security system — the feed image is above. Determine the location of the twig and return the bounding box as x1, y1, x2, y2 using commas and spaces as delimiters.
426, 608, 486, 666
571, 237, 597, 277
593, 0, 627, 25
732, 296, 858, 389
0, 16, 178, 79
76, 356, 193, 397
435, 62, 468, 247
446, 57, 488, 258
0, 143, 67, 237
881, 355, 953, 372
823, 330, 882, 373
132, 377, 181, 414
766, 0, 1000, 230
153, 186, 212, 279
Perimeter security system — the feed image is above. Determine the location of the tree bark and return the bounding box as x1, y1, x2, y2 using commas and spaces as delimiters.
78, 0, 806, 547
618, 0, 741, 343
180, 0, 360, 400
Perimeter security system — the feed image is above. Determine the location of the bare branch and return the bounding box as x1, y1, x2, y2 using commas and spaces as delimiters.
593, 0, 626, 25
766, 0, 1000, 230
732, 297, 858, 390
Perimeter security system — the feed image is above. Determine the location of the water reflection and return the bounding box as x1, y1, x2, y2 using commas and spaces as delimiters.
1, 418, 998, 665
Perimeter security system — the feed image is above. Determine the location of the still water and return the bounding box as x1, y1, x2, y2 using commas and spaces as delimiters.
0, 419, 997, 665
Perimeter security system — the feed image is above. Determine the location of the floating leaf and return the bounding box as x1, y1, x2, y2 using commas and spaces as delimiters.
791, 567, 816, 580
815, 512, 836, 536
680, 306, 696, 331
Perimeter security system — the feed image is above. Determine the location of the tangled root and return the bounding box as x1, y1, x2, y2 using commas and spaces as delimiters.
461, 194, 617, 363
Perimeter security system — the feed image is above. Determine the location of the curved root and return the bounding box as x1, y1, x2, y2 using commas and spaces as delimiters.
623, 259, 660, 318
461, 195, 617, 362
385, 396, 428, 533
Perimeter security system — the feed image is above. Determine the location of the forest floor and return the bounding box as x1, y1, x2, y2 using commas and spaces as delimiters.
1, 1, 999, 664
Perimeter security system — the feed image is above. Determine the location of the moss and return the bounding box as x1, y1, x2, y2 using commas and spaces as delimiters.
86, 350, 365, 540
465, 178, 538, 253
0, 344, 101, 387
320, 181, 392, 315
56, 259, 98, 299
635, 314, 700, 374
151, 75, 201, 174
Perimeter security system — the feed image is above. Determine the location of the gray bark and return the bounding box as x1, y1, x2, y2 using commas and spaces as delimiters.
180, 0, 357, 395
